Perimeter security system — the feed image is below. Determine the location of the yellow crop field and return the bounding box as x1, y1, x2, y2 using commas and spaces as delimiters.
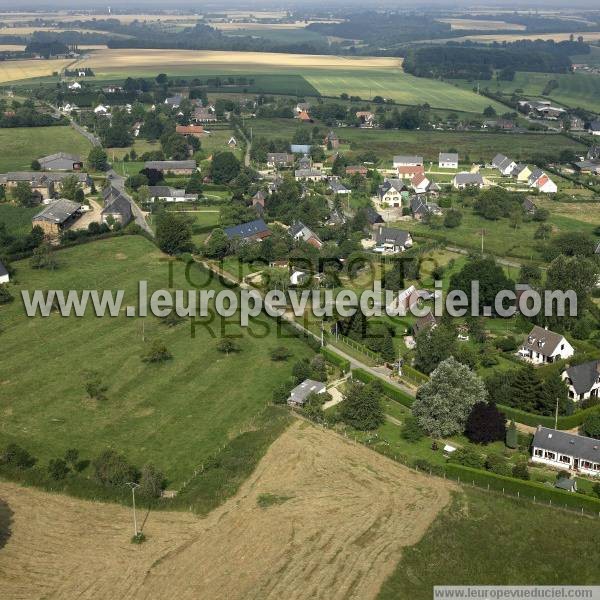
452, 30, 600, 43
80, 48, 402, 72
0, 58, 72, 84
212, 20, 341, 31
0, 27, 110, 36
0, 44, 25, 51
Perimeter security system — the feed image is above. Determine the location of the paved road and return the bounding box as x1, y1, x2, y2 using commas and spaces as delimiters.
107, 169, 154, 237
71, 120, 101, 147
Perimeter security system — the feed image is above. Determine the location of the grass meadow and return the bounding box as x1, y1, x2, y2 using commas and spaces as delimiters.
0, 235, 313, 486
0, 204, 39, 235
378, 488, 600, 599
0, 126, 92, 172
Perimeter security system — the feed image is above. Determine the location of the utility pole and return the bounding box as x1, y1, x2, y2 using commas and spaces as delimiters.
321, 320, 324, 347
125, 482, 140, 537
555, 396, 559, 430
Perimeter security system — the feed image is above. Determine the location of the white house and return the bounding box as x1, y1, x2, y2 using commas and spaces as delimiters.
147, 186, 198, 203
288, 379, 326, 406
438, 152, 458, 169
518, 325, 574, 364
529, 168, 557, 193
532, 426, 600, 478
377, 179, 406, 207
372, 226, 413, 253
393, 155, 423, 168
562, 359, 600, 402
492, 153, 517, 176
0, 260, 9, 284
94, 104, 109, 115
588, 120, 600, 136
290, 270, 309, 286
67, 81, 81, 90
453, 172, 484, 189
411, 173, 431, 194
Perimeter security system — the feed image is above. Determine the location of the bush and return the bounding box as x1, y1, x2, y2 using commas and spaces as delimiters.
216, 339, 241, 354
0, 443, 36, 469
48, 458, 70, 480
270, 346, 292, 361
512, 462, 530, 480
401, 415, 425, 442
272, 381, 294, 404
142, 340, 172, 363
505, 420, 518, 449
582, 413, 600, 439
93, 449, 138, 487
485, 453, 512, 477
465, 402, 506, 444
0, 284, 13, 304
138, 464, 165, 498
320, 347, 350, 373
448, 446, 485, 469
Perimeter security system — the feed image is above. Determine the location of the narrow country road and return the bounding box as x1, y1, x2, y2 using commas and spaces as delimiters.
107, 169, 154, 237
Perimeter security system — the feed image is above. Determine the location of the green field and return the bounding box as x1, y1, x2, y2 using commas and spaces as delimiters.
378, 488, 600, 599
0, 204, 39, 235
0, 235, 313, 486
0, 126, 92, 172
455, 71, 600, 113
249, 119, 585, 163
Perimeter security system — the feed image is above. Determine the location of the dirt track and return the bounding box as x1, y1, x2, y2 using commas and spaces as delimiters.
0, 421, 453, 600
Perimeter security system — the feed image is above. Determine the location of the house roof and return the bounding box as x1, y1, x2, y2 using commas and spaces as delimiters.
398, 165, 424, 176
555, 478, 577, 491
223, 218, 270, 240
144, 160, 196, 171
329, 180, 350, 193
33, 198, 81, 224
454, 172, 483, 186
374, 226, 411, 247
439, 152, 458, 163
289, 221, 322, 246
522, 197, 537, 212
364, 206, 384, 224
176, 125, 203, 135
412, 173, 429, 187
521, 325, 566, 358
589, 120, 600, 132
295, 169, 324, 178
289, 379, 326, 405
267, 152, 292, 163
38, 152, 81, 167
511, 163, 529, 176
393, 155, 423, 165
533, 426, 600, 464
413, 312, 437, 335
102, 193, 132, 219
410, 195, 441, 215
290, 144, 312, 154
165, 95, 183, 106
529, 167, 545, 183
491, 153, 509, 168
0, 260, 8, 278
564, 360, 600, 395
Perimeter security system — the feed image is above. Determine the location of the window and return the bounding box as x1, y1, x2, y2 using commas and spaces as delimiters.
593, 464, 600, 471
559, 455, 571, 464
545, 451, 556, 460
581, 461, 593, 470
534, 448, 543, 457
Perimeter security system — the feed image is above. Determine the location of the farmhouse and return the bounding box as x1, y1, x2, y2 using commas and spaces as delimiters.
223, 219, 271, 243
438, 153, 458, 169
176, 124, 204, 138
529, 168, 557, 193
453, 172, 484, 189
492, 154, 517, 176
295, 169, 325, 182
397, 165, 424, 180
575, 160, 600, 175
387, 285, 420, 315
0, 172, 54, 201
324, 130, 339, 149
289, 221, 323, 249
193, 107, 217, 123
532, 426, 600, 477
411, 173, 435, 195
38, 153, 83, 171
287, 379, 326, 407
518, 325, 574, 364
378, 179, 408, 207
393, 155, 423, 168
0, 260, 9, 284
372, 226, 413, 253
329, 180, 351, 195
32, 199, 82, 237
411, 195, 442, 220
356, 111, 375, 127
144, 160, 196, 175
165, 95, 184, 109
365, 206, 384, 226
101, 187, 132, 226
266, 153, 293, 168
295, 102, 310, 115
346, 165, 368, 176
147, 186, 198, 202
413, 312, 437, 335
562, 360, 600, 402
297, 110, 312, 123
587, 120, 600, 136
252, 190, 267, 214
68, 81, 81, 90
511, 164, 532, 182
94, 104, 109, 115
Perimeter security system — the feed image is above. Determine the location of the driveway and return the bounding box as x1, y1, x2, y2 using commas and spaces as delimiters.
71, 198, 101, 231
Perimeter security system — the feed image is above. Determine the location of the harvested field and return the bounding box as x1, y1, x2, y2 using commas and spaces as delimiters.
438, 18, 526, 31
0, 421, 453, 600
450, 31, 600, 43
0, 58, 72, 84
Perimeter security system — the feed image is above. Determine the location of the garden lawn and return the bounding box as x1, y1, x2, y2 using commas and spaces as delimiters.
0, 235, 313, 486
0, 126, 92, 172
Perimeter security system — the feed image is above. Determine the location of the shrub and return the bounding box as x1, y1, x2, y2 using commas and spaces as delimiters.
272, 381, 294, 404
48, 458, 70, 480
593, 483, 600, 498
0, 284, 13, 304
447, 446, 485, 469
583, 413, 600, 439
138, 464, 165, 498
401, 415, 425, 442
505, 420, 518, 449
83, 370, 107, 401
270, 346, 292, 361
142, 340, 172, 363
93, 449, 138, 487
495, 336, 519, 352
216, 339, 241, 355
485, 453, 512, 477
512, 462, 530, 480
0, 443, 36, 469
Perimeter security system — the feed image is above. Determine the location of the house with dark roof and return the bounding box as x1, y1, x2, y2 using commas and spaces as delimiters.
290, 144, 312, 155
329, 179, 351, 195
518, 325, 574, 364
193, 107, 217, 123
266, 153, 293, 168
413, 312, 437, 335
252, 190, 267, 215
38, 152, 83, 171
532, 426, 600, 477
364, 206, 384, 226
410, 196, 441, 220
378, 179, 407, 207
511, 163, 532, 182
453, 172, 484, 189
372, 225, 412, 253
393, 155, 423, 168
101, 187, 132, 226
562, 360, 600, 402
588, 120, 600, 136
223, 219, 271, 242
295, 169, 325, 182
0, 259, 9, 284
289, 221, 322, 249
32, 198, 82, 237
522, 197, 537, 214
164, 95, 183, 109
287, 379, 326, 407
323, 130, 339, 149
438, 153, 458, 169
144, 160, 196, 175
491, 153, 517, 176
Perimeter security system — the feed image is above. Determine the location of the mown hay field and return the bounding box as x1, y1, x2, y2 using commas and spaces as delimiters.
450, 30, 600, 43
438, 18, 526, 31
77, 49, 501, 112
0, 58, 71, 84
